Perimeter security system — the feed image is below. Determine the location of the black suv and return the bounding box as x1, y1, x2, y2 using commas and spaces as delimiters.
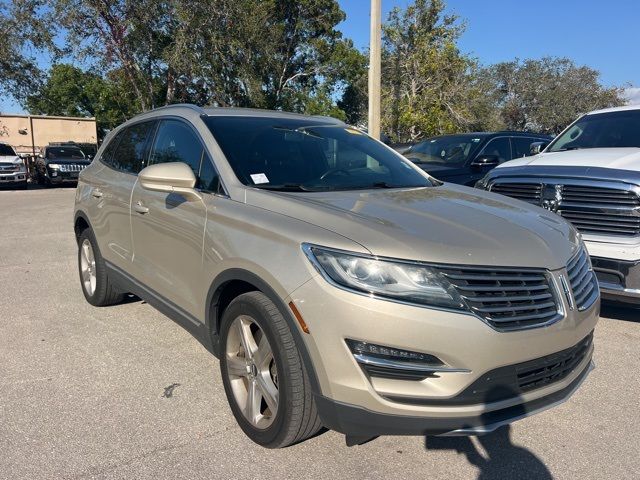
404, 131, 552, 186
35, 145, 92, 186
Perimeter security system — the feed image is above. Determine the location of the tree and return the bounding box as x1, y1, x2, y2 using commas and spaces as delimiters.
26, 64, 138, 137
0, 0, 54, 104
491, 57, 625, 134
380, 0, 496, 142
17, 0, 360, 117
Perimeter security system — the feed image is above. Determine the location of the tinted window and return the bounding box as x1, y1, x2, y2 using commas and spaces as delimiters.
199, 154, 222, 193
99, 131, 124, 167
111, 122, 155, 173
150, 120, 203, 177
407, 135, 483, 167
0, 144, 16, 156
205, 116, 431, 191
512, 137, 542, 158
46, 147, 85, 159
480, 137, 511, 163
548, 110, 640, 152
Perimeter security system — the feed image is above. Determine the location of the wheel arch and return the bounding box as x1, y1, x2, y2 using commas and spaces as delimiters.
74, 210, 92, 244
205, 268, 321, 394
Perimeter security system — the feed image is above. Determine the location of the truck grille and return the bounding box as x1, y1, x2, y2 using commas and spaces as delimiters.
58, 164, 87, 172
440, 267, 560, 331
566, 247, 599, 311
0, 162, 19, 172
490, 181, 640, 237
491, 182, 542, 203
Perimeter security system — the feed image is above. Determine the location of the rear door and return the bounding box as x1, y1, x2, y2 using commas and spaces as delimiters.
86, 121, 156, 271
130, 118, 210, 319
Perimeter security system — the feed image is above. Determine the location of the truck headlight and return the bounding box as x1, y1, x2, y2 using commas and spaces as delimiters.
48, 163, 60, 169
303, 244, 465, 310
475, 175, 490, 189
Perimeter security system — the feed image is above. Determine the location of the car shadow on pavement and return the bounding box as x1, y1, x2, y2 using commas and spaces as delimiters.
424, 386, 553, 479
600, 303, 640, 323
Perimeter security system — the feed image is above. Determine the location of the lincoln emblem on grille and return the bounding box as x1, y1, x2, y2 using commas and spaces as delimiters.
541, 184, 562, 212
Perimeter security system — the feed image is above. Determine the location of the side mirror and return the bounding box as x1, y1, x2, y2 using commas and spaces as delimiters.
529, 141, 548, 155
471, 154, 500, 169
139, 162, 201, 200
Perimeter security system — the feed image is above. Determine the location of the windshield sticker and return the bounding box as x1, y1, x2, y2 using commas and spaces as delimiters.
250, 173, 269, 184
472, 138, 481, 142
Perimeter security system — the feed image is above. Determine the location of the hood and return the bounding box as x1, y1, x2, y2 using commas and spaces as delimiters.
247, 185, 580, 270
498, 147, 640, 172
45, 157, 90, 164
0, 155, 22, 163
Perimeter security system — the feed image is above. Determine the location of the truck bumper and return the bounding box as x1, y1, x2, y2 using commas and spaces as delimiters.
591, 256, 640, 304
0, 173, 27, 187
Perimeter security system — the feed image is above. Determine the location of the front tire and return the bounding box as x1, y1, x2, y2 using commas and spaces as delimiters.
220, 292, 321, 448
77, 228, 124, 306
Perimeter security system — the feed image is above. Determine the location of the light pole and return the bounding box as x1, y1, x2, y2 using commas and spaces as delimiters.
368, 0, 381, 140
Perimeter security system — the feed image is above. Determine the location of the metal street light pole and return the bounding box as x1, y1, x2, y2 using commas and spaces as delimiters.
368, 0, 381, 140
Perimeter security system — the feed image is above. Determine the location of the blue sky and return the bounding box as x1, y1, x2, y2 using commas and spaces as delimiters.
339, 0, 639, 88
2, 0, 638, 113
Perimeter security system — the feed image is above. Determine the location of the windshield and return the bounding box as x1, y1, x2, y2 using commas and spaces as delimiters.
0, 144, 16, 156
548, 110, 640, 152
46, 147, 85, 159
205, 117, 432, 191
405, 135, 483, 167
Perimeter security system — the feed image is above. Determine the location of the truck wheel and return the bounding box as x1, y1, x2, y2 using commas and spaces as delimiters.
220, 291, 321, 448
77, 228, 124, 306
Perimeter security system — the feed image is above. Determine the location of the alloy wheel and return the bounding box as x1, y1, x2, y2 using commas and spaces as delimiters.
225, 315, 279, 429
80, 238, 97, 296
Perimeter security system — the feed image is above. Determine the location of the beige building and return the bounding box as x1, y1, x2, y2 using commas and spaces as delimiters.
0, 114, 98, 155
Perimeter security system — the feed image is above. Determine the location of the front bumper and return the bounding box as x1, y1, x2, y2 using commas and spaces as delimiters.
0, 173, 27, 185
48, 169, 81, 183
591, 256, 640, 304
316, 359, 593, 436
288, 272, 598, 435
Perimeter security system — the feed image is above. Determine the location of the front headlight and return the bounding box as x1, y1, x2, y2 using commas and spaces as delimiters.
48, 163, 60, 169
303, 244, 465, 310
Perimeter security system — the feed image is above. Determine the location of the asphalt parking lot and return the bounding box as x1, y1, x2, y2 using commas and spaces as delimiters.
1, 187, 639, 480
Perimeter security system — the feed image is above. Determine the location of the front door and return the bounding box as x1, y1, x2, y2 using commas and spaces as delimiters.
130, 119, 209, 320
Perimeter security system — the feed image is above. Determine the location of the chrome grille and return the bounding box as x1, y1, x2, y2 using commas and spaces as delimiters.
566, 247, 599, 311
0, 162, 19, 172
490, 182, 542, 204
490, 181, 640, 237
58, 164, 86, 172
440, 267, 560, 331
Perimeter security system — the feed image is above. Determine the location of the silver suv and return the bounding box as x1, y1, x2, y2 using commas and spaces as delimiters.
74, 105, 599, 448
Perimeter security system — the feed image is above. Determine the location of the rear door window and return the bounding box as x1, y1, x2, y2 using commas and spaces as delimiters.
111, 121, 156, 174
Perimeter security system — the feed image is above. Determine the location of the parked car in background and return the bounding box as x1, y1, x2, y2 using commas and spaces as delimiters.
390, 142, 414, 154
476, 105, 640, 305
74, 104, 597, 448
0, 143, 28, 189
35, 144, 91, 186
404, 131, 552, 186
49, 141, 98, 160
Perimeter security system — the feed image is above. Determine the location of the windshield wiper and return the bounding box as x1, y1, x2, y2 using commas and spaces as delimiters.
253, 183, 319, 192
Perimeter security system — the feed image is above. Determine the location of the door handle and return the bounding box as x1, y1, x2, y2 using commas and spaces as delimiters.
91, 188, 103, 198
133, 201, 149, 214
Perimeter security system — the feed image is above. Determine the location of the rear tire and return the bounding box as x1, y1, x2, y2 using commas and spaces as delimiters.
220, 291, 321, 448
77, 228, 124, 306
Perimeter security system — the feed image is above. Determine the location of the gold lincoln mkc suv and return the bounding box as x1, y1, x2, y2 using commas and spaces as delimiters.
74, 105, 599, 448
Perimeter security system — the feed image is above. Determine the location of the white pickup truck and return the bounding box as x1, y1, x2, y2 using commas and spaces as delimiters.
0, 143, 27, 189
477, 105, 640, 305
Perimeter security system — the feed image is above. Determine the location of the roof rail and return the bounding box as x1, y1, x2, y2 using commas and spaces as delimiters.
146, 103, 207, 115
